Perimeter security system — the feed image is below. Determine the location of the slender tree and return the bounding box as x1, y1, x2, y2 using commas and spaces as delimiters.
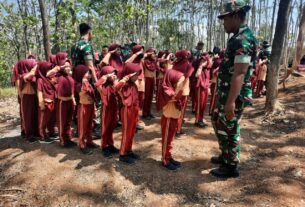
280, 3, 305, 84
266, 0, 292, 113
270, 0, 277, 43
38, 0, 51, 60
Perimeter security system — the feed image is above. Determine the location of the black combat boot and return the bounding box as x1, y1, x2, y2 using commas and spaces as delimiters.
210, 164, 239, 178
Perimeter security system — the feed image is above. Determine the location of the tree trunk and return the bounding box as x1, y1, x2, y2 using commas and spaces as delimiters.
270, 0, 277, 43
251, 0, 256, 33
280, 3, 305, 84
38, 0, 51, 60
31, 0, 41, 60
258, 0, 262, 36
292, 4, 305, 70
265, 0, 292, 113
53, 0, 63, 53
145, 0, 149, 45
17, 0, 29, 57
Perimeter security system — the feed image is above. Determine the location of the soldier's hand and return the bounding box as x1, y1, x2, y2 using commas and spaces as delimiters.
224, 101, 235, 121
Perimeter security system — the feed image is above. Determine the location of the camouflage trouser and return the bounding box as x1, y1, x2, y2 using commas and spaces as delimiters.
211, 98, 244, 166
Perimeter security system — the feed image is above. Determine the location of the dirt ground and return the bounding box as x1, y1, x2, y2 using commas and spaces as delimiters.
0, 77, 304, 207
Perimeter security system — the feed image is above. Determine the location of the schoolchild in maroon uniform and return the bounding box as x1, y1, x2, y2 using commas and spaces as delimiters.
157, 69, 186, 170
96, 66, 120, 158
172, 50, 194, 137
17, 59, 39, 142
115, 63, 142, 164
37, 61, 57, 143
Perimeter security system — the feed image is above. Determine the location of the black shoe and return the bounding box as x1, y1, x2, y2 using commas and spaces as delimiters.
136, 125, 144, 130
49, 132, 58, 137
127, 151, 140, 160
116, 121, 122, 128
63, 140, 77, 148
28, 138, 38, 144
148, 114, 155, 119
170, 158, 181, 167
176, 132, 185, 139
102, 147, 113, 158
119, 155, 135, 164
21, 131, 26, 139
195, 121, 208, 128
142, 115, 151, 121
211, 155, 224, 164
39, 138, 55, 144
163, 162, 179, 171
80, 147, 93, 155
195, 121, 204, 128
87, 143, 99, 149
92, 129, 101, 139
73, 131, 79, 137
49, 135, 60, 141
210, 164, 239, 178
108, 145, 119, 154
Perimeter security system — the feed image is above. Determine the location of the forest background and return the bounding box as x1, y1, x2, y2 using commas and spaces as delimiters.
0, 0, 302, 88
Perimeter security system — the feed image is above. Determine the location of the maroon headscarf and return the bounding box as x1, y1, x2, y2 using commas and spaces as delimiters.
131, 44, 145, 79
16, 59, 37, 90
37, 61, 56, 100
56, 52, 68, 67
98, 66, 117, 106
121, 63, 142, 107
158, 58, 169, 73
132, 44, 145, 64
165, 50, 173, 58
109, 43, 120, 52
157, 69, 184, 111
123, 62, 142, 77
99, 66, 116, 77
74, 64, 89, 93
172, 50, 194, 78
16, 59, 37, 75
57, 75, 74, 97
109, 43, 124, 79
48, 55, 57, 66
27, 54, 36, 60
143, 48, 158, 72
192, 54, 210, 89
158, 50, 166, 59
212, 56, 222, 70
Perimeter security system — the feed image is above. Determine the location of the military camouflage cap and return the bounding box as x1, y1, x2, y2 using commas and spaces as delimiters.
218, 0, 251, 19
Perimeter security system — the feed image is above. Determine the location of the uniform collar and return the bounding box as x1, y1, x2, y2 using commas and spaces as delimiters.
231, 24, 248, 38
80, 36, 89, 42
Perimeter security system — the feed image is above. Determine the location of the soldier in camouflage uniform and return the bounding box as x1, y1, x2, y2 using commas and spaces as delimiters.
210, 0, 258, 178
71, 23, 96, 75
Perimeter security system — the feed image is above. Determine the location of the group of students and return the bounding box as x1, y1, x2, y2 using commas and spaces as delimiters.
10, 21, 271, 173
11, 40, 272, 172
11, 40, 225, 171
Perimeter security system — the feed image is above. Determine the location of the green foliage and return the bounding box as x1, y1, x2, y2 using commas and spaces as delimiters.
0, 87, 16, 98
157, 18, 181, 49
0, 0, 298, 87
